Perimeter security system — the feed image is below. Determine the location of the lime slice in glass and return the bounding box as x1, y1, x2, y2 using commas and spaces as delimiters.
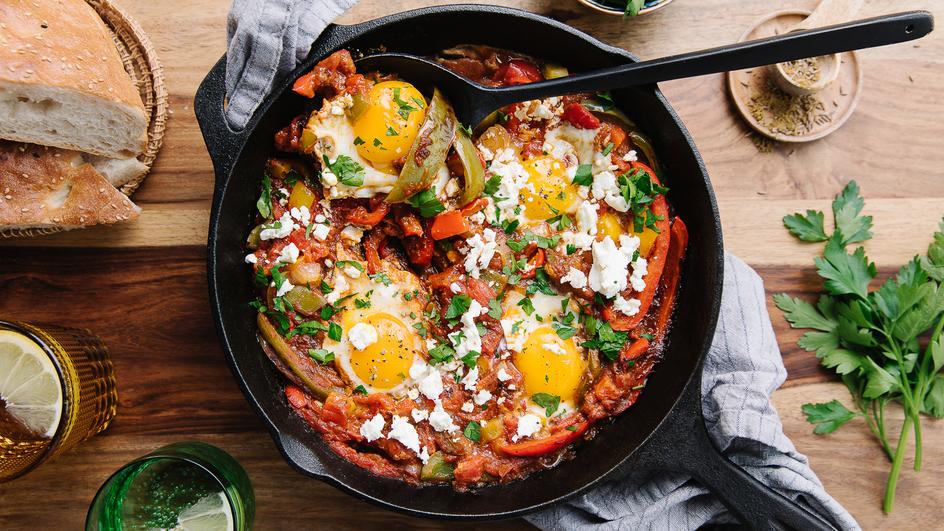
174, 491, 234, 531
0, 330, 62, 438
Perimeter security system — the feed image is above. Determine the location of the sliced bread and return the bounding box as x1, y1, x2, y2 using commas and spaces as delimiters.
0, 142, 140, 231
0, 0, 148, 158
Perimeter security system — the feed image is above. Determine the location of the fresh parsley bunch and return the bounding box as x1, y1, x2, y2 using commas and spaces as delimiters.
774, 181, 944, 513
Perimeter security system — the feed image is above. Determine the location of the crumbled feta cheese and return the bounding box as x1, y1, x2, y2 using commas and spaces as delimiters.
260, 212, 295, 240
630, 256, 648, 292
444, 178, 460, 197
244, 253, 258, 264
463, 229, 497, 278
321, 170, 338, 186
360, 413, 385, 442
614, 295, 642, 316
276, 243, 300, 264
407, 388, 419, 400
412, 409, 429, 422
340, 225, 364, 242
619, 234, 641, 256
497, 396, 506, 405
387, 415, 424, 460
449, 299, 487, 358
461, 366, 479, 391
590, 169, 629, 213
474, 390, 492, 405
588, 237, 631, 298
496, 368, 513, 382
461, 401, 475, 413
623, 150, 638, 162
276, 278, 294, 297
489, 149, 531, 213
560, 267, 588, 290
343, 265, 362, 278
418, 368, 445, 401
576, 201, 598, 235
450, 282, 462, 294
348, 322, 378, 350
325, 274, 348, 304
543, 342, 566, 355
514, 414, 543, 442
468, 211, 486, 225
311, 222, 331, 241
477, 144, 495, 162
290, 206, 312, 226
428, 402, 459, 432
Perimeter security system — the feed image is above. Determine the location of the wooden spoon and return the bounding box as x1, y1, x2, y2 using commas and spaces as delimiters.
771, 0, 864, 96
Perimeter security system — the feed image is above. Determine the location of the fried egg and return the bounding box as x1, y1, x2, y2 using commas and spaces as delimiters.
501, 290, 588, 419
303, 81, 427, 199
519, 155, 581, 223
322, 262, 428, 394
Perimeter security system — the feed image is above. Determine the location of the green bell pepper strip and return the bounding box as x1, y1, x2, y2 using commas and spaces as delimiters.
386, 88, 456, 203
456, 128, 485, 207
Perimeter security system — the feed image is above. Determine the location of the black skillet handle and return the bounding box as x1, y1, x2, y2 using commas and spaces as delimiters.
194, 56, 247, 188
633, 379, 837, 531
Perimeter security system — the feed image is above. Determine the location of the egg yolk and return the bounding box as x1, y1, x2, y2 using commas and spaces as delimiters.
596, 211, 659, 257
514, 327, 586, 403
353, 81, 426, 169
339, 312, 415, 391
521, 156, 578, 221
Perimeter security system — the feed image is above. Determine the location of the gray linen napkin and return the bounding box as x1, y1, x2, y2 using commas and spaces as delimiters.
224, 4, 859, 528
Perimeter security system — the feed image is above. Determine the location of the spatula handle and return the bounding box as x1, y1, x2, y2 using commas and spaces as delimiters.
488, 11, 933, 106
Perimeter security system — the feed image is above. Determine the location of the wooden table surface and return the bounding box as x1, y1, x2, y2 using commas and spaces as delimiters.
2, 0, 943, 528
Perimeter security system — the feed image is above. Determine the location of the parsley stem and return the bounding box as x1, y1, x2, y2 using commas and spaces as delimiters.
883, 415, 913, 514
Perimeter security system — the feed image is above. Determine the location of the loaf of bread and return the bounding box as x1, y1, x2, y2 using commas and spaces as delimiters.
0, 0, 148, 159
0, 142, 140, 231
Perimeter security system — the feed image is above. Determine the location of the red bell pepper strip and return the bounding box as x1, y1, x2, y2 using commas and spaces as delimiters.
345, 201, 390, 228
562, 103, 601, 129
492, 60, 543, 86
499, 421, 590, 457
519, 249, 546, 280
430, 210, 469, 240
653, 218, 688, 342
620, 337, 651, 361
604, 162, 670, 331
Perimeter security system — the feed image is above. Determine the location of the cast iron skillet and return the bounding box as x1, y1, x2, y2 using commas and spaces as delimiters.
195, 5, 833, 529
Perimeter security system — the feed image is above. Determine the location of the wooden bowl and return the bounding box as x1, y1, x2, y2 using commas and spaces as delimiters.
576, 0, 675, 17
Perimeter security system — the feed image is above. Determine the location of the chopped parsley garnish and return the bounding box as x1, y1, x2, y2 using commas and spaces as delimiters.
322, 154, 365, 186
517, 297, 535, 316
582, 316, 628, 361
487, 299, 503, 319
532, 393, 561, 417
484, 174, 502, 196
502, 218, 520, 234
392, 87, 421, 120
617, 167, 670, 233
353, 385, 368, 395
335, 260, 364, 273
319, 280, 333, 294
308, 348, 334, 364
572, 163, 593, 186
526, 268, 557, 297
445, 294, 472, 320
566, 244, 577, 255
461, 350, 480, 368
370, 272, 392, 286
412, 322, 428, 338
372, 138, 383, 147
496, 111, 510, 123
256, 174, 272, 218
458, 123, 473, 136
327, 322, 343, 341
386, 126, 399, 136
601, 142, 615, 156
286, 320, 328, 338
406, 188, 446, 218
428, 342, 455, 364
464, 420, 482, 442
353, 136, 365, 146
355, 297, 371, 309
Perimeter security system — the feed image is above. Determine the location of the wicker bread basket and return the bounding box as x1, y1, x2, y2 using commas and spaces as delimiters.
1, 0, 167, 239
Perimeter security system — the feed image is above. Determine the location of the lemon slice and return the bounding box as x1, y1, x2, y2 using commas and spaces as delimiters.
0, 330, 62, 438
174, 491, 234, 531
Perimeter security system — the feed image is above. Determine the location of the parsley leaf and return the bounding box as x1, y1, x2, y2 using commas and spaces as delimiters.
308, 348, 335, 364
464, 420, 481, 442
783, 210, 829, 242
814, 235, 876, 299
256, 174, 272, 218
406, 188, 446, 218
582, 320, 627, 361
572, 164, 593, 186
832, 181, 873, 245
484, 174, 502, 196
322, 154, 365, 186
353, 385, 368, 395
428, 342, 455, 365
532, 393, 561, 417
445, 295, 472, 320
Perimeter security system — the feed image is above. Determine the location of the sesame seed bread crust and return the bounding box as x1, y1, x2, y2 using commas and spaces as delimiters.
0, 142, 140, 230
0, 0, 147, 158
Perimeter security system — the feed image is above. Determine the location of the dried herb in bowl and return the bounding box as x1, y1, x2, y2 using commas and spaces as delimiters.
581, 0, 671, 16
775, 181, 944, 513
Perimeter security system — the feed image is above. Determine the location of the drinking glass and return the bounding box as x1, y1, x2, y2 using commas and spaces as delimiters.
0, 320, 117, 482
86, 441, 255, 531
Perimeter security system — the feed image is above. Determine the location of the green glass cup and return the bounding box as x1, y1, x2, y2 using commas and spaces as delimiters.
86, 442, 254, 531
